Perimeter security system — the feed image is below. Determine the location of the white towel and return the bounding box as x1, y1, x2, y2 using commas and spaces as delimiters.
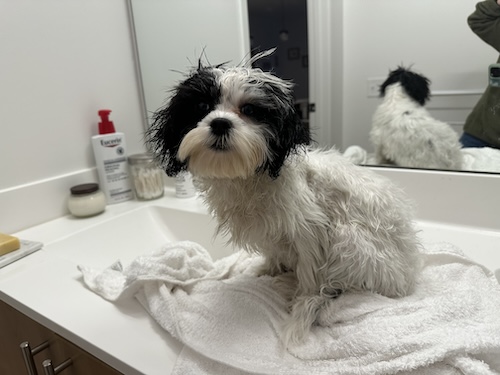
342, 145, 370, 165
342, 144, 500, 173
461, 147, 500, 173
79, 241, 500, 375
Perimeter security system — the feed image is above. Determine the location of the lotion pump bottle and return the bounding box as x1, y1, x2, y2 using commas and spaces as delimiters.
91, 109, 133, 204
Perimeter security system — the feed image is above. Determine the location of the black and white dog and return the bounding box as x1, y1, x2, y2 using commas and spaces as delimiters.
370, 67, 463, 170
149, 53, 421, 344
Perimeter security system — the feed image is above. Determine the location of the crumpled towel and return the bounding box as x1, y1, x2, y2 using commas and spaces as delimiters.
78, 241, 260, 300
79, 241, 500, 375
342, 145, 377, 165
342, 144, 500, 173
461, 147, 500, 173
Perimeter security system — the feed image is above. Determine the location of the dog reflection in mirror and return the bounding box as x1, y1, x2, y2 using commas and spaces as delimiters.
370, 66, 463, 170
149, 51, 421, 345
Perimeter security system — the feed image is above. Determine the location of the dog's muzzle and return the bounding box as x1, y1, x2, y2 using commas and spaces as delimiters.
210, 117, 232, 151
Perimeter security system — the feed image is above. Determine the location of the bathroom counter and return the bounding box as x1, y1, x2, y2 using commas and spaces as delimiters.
1, 168, 499, 375
0, 192, 209, 375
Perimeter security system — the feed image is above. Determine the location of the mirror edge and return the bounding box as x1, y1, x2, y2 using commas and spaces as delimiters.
127, 0, 149, 133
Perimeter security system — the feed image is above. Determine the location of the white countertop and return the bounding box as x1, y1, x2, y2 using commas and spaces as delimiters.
1, 182, 499, 375
1, 190, 210, 375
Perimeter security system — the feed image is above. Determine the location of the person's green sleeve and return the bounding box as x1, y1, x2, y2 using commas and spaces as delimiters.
468, 0, 500, 52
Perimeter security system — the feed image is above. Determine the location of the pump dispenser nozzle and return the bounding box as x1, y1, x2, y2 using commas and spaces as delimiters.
98, 109, 116, 135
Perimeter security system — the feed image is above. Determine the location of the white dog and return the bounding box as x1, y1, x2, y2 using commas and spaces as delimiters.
149, 53, 421, 344
370, 67, 463, 170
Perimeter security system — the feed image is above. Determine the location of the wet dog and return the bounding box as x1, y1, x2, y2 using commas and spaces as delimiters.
149, 53, 421, 344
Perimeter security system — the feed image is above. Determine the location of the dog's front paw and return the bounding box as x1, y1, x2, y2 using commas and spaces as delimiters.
281, 295, 328, 347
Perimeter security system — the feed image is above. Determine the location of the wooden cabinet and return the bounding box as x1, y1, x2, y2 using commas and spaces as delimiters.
0, 299, 122, 375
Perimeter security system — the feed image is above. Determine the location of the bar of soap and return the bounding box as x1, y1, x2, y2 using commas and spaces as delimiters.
0, 233, 21, 256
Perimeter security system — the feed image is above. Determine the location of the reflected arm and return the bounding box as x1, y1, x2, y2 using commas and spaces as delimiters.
468, 0, 500, 52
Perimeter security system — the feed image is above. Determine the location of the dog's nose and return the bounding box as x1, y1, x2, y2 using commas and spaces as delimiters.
210, 118, 232, 136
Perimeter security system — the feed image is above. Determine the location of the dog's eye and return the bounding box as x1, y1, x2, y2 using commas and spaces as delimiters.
198, 102, 210, 112
240, 104, 255, 117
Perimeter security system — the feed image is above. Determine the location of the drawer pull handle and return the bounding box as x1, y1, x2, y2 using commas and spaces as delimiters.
42, 358, 72, 375
20, 341, 50, 375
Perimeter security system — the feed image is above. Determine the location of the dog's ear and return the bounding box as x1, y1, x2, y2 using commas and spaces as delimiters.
400, 71, 430, 106
263, 88, 311, 178
269, 111, 309, 178
148, 67, 219, 176
147, 101, 187, 177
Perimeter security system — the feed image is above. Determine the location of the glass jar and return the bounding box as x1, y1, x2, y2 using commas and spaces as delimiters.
68, 183, 106, 217
128, 153, 165, 200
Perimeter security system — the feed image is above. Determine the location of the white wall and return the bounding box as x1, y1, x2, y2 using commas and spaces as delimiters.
340, 0, 498, 151
0, 0, 146, 233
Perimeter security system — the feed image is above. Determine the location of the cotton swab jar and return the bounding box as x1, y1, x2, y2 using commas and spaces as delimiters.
128, 153, 165, 200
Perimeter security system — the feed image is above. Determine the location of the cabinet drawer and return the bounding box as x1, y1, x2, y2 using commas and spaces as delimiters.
0, 299, 122, 375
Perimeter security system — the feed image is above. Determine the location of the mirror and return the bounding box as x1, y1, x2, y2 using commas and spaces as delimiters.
128, 0, 500, 174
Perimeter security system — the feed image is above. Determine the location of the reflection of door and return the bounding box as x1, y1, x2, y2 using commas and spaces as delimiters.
247, 0, 310, 131
247, 0, 342, 148
307, 0, 343, 149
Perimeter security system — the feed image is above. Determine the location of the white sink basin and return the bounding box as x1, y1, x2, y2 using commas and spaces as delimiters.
44, 205, 236, 268
40, 203, 500, 273
39, 203, 500, 275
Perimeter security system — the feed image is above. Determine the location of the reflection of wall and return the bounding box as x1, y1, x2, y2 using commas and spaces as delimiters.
339, 0, 497, 152
247, 0, 309, 100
